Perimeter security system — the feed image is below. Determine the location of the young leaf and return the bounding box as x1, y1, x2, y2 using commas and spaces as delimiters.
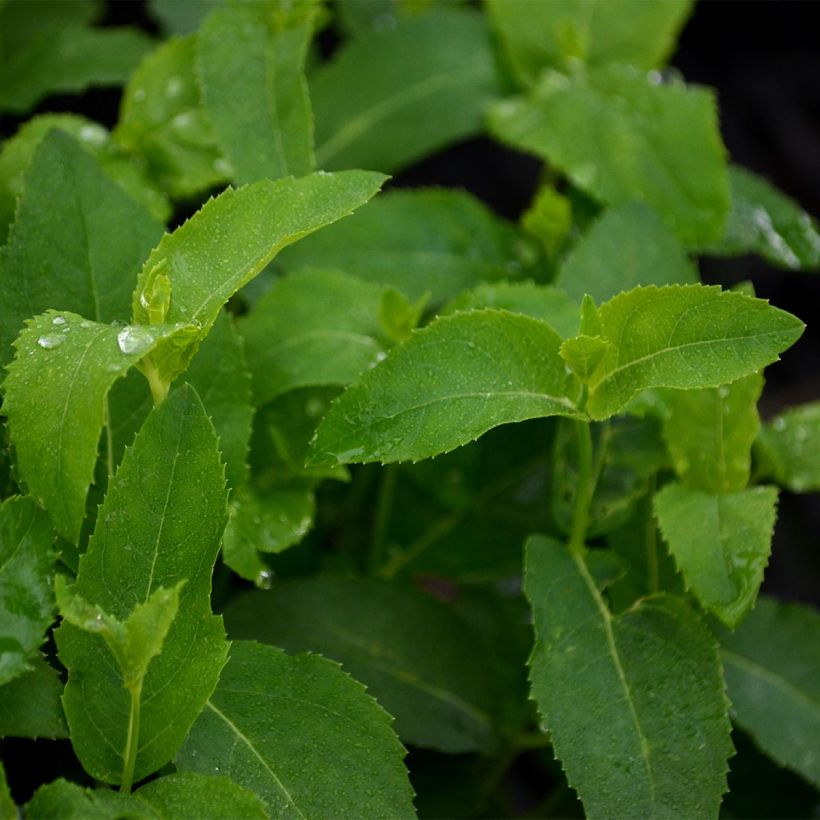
486, 0, 693, 84
149, 0, 222, 36
718, 596, 820, 788
0, 129, 164, 365
559, 335, 610, 382
176, 640, 415, 818
25, 779, 136, 820
661, 373, 763, 493
0, 655, 68, 739
224, 578, 518, 753
277, 188, 537, 302
583, 285, 804, 420
654, 483, 778, 627
555, 202, 698, 304
240, 269, 389, 406
132, 170, 386, 385
55, 385, 229, 785
521, 184, 573, 255
0, 496, 55, 685
489, 66, 729, 245
525, 535, 732, 818
755, 402, 820, 493
312, 9, 500, 172
198, 8, 315, 183
309, 309, 582, 466
3, 312, 193, 543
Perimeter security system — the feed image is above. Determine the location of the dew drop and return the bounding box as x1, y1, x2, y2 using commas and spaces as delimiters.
165, 76, 183, 98
117, 326, 154, 355
79, 124, 106, 146
718, 385, 730, 398
255, 569, 274, 590
52, 316, 66, 326
37, 334, 65, 349
773, 417, 787, 432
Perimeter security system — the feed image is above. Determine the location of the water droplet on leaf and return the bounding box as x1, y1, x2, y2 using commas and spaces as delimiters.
117, 326, 154, 355
37, 334, 65, 349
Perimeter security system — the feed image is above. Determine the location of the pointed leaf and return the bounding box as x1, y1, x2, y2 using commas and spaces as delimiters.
176, 640, 415, 817
25, 780, 138, 820
56, 386, 229, 784
560, 335, 610, 382
0, 655, 68, 739
584, 285, 804, 420
0, 496, 55, 685
525, 535, 732, 818
310, 309, 582, 466
3, 312, 193, 542
312, 9, 500, 172
489, 67, 729, 245
136, 773, 268, 819
654, 483, 778, 627
755, 402, 820, 493
198, 9, 314, 183
0, 129, 164, 365
0, 763, 13, 819
718, 596, 820, 787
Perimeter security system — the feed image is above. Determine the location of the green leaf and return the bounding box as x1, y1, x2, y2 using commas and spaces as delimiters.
55, 385, 229, 785
224, 578, 518, 753
702, 166, 820, 270
520, 184, 573, 256
0, 655, 68, 739
583, 285, 804, 421
556, 202, 698, 304
661, 373, 763, 493
114, 34, 229, 199
176, 640, 415, 817
240, 269, 388, 406
3, 312, 192, 543
25, 780, 137, 820
525, 535, 733, 818
379, 287, 428, 343
0, 129, 164, 366
310, 309, 582, 466
132, 170, 386, 385
755, 402, 820, 493
654, 483, 778, 627
718, 596, 820, 788
559, 335, 610, 382
0, 762, 14, 820
312, 9, 500, 172
486, 0, 693, 84
0, 496, 55, 685
198, 9, 314, 183
444, 281, 580, 338
277, 188, 536, 302
489, 66, 729, 245
136, 773, 268, 819
149, 0, 222, 35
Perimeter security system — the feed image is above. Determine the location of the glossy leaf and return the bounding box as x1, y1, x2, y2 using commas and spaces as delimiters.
277, 188, 536, 302
661, 373, 763, 493
582, 285, 804, 420
755, 402, 820, 493
176, 640, 415, 817
312, 9, 500, 172
56, 386, 229, 785
556, 202, 698, 304
225, 578, 517, 753
489, 66, 729, 245
25, 780, 136, 820
0, 655, 68, 739
654, 483, 778, 627
486, 0, 693, 83
199, 9, 314, 183
310, 309, 582, 466
525, 535, 732, 818
0, 129, 164, 365
718, 596, 820, 788
0, 496, 55, 685
3, 312, 192, 543
241, 269, 388, 406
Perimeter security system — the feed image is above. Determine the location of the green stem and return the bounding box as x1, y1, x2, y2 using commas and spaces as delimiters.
120, 683, 142, 793
645, 477, 659, 593
368, 464, 397, 573
142, 359, 170, 407
568, 421, 594, 554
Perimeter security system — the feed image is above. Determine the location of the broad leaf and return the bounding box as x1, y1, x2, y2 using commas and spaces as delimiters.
489, 66, 729, 245
582, 285, 804, 420
718, 596, 820, 788
654, 483, 778, 627
755, 402, 820, 493
240, 269, 388, 406
225, 578, 519, 753
661, 373, 763, 493
176, 640, 415, 818
26, 780, 136, 820
0, 762, 13, 819
0, 130, 164, 365
198, 8, 314, 183
486, 0, 693, 84
312, 9, 500, 172
132, 170, 386, 384
56, 386, 229, 785
525, 535, 732, 818
276, 188, 537, 302
0, 496, 55, 685
310, 309, 582, 466
556, 202, 698, 304
3, 312, 192, 542
149, 0, 222, 35
0, 655, 68, 739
